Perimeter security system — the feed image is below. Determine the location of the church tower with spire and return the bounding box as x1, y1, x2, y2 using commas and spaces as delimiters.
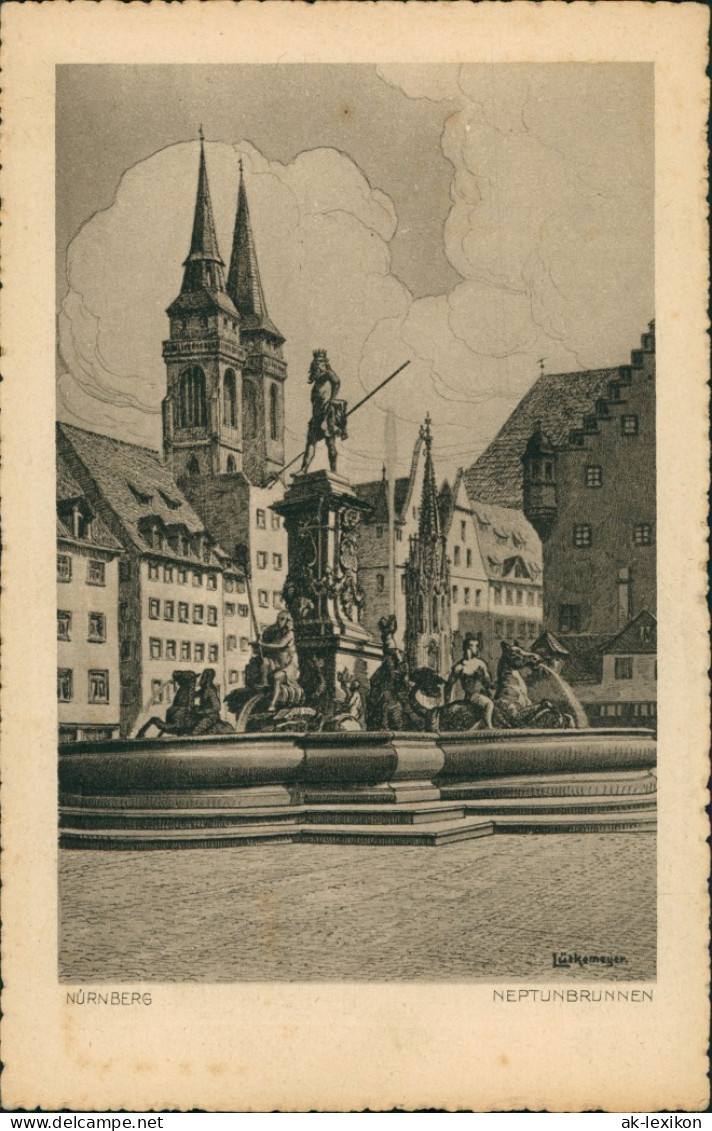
226, 160, 287, 487
162, 132, 246, 482
404, 416, 452, 677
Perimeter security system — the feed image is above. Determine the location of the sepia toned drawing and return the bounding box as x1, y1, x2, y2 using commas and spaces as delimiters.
55, 63, 658, 985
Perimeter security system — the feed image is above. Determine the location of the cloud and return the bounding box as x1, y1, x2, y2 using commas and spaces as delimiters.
58, 66, 653, 483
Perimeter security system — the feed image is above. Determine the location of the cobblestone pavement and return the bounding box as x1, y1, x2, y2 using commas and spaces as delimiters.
59, 833, 655, 982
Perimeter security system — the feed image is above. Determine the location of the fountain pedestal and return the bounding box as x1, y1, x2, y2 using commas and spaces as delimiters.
272, 470, 382, 699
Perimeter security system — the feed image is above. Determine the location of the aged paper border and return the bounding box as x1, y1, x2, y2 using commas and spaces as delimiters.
2, 1, 709, 1112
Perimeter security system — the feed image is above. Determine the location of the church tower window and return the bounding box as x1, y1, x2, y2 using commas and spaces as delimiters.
224, 370, 237, 428
244, 382, 257, 439
269, 385, 279, 441
179, 366, 207, 428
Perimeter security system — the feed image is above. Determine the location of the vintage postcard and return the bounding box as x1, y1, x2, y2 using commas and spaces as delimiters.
1, 0, 709, 1113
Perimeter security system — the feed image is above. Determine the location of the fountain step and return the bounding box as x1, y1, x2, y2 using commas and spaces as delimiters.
298, 818, 496, 847
461, 794, 656, 816
59, 823, 299, 850
439, 770, 656, 800
59, 801, 468, 831
492, 810, 656, 834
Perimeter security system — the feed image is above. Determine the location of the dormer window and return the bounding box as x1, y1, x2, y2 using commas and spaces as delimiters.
128, 482, 153, 506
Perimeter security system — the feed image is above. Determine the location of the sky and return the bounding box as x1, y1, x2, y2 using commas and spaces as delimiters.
56, 63, 654, 483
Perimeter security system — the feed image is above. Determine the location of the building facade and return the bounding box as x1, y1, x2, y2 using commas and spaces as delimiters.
57, 422, 243, 737
522, 322, 656, 721
441, 474, 543, 677
57, 453, 123, 742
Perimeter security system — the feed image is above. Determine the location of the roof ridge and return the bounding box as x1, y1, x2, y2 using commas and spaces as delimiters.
58, 421, 162, 460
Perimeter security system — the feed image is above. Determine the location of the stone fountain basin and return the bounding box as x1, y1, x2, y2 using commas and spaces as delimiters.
59, 728, 656, 798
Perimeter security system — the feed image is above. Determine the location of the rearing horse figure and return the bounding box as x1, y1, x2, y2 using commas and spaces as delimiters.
493, 641, 571, 729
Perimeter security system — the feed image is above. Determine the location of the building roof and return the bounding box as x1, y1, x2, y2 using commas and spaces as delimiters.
354, 429, 426, 527
532, 629, 570, 658
56, 452, 123, 553
559, 634, 609, 685
57, 422, 226, 564
604, 610, 657, 655
227, 163, 283, 342
469, 499, 542, 582
464, 366, 618, 507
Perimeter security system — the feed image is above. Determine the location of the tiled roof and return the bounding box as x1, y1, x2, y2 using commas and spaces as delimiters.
56, 451, 123, 552
57, 423, 225, 562
464, 366, 618, 507
469, 500, 542, 581
604, 610, 657, 655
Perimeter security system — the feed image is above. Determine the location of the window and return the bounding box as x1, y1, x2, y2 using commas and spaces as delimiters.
528, 622, 537, 640
206, 574, 217, 590
559, 604, 581, 633
273, 553, 283, 570
269, 385, 279, 442
586, 466, 603, 488
209, 644, 219, 663
57, 669, 73, 702
395, 527, 403, 542
256, 509, 266, 529
271, 591, 280, 608
193, 571, 202, 587
224, 577, 235, 594
88, 612, 106, 642
164, 600, 175, 621
464, 588, 470, 605
223, 369, 237, 428
57, 610, 71, 641
466, 549, 472, 568
193, 605, 204, 624
207, 605, 218, 626
227, 635, 237, 651
461, 521, 467, 541
88, 670, 109, 703
226, 456, 236, 474
87, 560, 105, 586
621, 415, 639, 436
180, 641, 191, 661
400, 574, 406, 593
518, 621, 527, 639
494, 620, 503, 638
453, 546, 461, 566
256, 552, 268, 570
195, 643, 205, 662
505, 620, 515, 640
475, 589, 481, 606
149, 638, 162, 659
615, 657, 634, 680
505, 588, 513, 605
516, 589, 523, 605
633, 523, 653, 546
238, 604, 249, 618
225, 602, 235, 617
244, 383, 258, 439
537, 592, 542, 607
240, 637, 250, 652
376, 574, 385, 595
151, 680, 163, 705
452, 586, 458, 604
178, 602, 189, 622
573, 523, 592, 548
376, 525, 384, 539
57, 554, 72, 582
178, 568, 187, 585
493, 586, 502, 605
148, 598, 160, 619
235, 579, 246, 594
166, 640, 177, 660
527, 591, 535, 607
163, 565, 173, 583
271, 513, 281, 531
178, 365, 207, 428
258, 590, 268, 607
148, 562, 160, 581
229, 670, 239, 685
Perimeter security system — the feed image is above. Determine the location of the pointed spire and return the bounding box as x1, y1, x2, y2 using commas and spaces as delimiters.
227, 160, 283, 340
180, 133, 226, 295
418, 415, 441, 545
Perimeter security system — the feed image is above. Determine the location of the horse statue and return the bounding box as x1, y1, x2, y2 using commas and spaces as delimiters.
492, 640, 574, 729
